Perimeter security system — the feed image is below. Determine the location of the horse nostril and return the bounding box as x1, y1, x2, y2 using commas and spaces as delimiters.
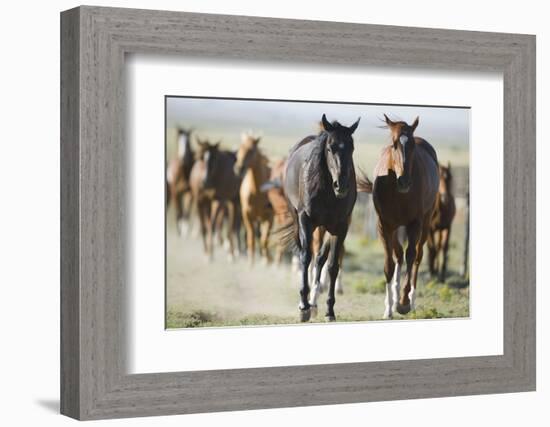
333, 181, 339, 190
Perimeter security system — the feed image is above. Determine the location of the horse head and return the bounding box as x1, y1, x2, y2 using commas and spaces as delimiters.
384, 114, 419, 193
196, 137, 221, 189
234, 132, 261, 179
176, 126, 194, 159
321, 114, 360, 199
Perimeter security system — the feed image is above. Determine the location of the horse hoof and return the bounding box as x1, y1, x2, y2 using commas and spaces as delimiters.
325, 315, 336, 322
299, 308, 311, 322
383, 311, 393, 320
396, 303, 411, 315
310, 305, 318, 318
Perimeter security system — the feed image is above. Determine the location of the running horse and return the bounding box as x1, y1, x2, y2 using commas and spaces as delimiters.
234, 133, 274, 265
358, 115, 439, 318
427, 162, 456, 282
166, 127, 195, 235
189, 139, 241, 261
280, 114, 359, 322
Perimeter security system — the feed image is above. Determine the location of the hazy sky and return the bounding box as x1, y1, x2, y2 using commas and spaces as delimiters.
166, 96, 470, 147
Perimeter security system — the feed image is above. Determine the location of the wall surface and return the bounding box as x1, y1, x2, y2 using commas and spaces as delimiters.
0, 0, 546, 425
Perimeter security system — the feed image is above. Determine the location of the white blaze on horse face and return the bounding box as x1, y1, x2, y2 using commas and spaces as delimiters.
177, 133, 188, 159
399, 134, 409, 166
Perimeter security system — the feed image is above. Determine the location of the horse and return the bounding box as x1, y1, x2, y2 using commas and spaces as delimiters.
427, 163, 456, 282
357, 115, 439, 319
189, 139, 241, 261
259, 158, 290, 264
280, 114, 359, 322
234, 133, 274, 265
166, 127, 195, 235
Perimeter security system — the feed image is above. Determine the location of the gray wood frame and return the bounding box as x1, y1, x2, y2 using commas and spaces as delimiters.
60, 5, 536, 420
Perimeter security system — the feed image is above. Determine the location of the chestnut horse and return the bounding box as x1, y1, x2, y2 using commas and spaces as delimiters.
280, 114, 359, 322
427, 163, 456, 282
189, 139, 241, 261
358, 115, 439, 318
166, 127, 195, 234
234, 133, 274, 265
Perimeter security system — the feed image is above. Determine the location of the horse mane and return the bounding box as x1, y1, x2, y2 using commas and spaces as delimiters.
414, 137, 438, 165
288, 134, 318, 156
277, 133, 329, 253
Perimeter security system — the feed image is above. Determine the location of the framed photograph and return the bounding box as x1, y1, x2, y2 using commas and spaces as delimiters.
61, 6, 536, 420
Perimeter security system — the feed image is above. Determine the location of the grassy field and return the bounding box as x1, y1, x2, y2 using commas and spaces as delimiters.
165, 125, 470, 329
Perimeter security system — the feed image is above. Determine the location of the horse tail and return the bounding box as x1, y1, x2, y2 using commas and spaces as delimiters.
356, 168, 373, 193
274, 205, 300, 253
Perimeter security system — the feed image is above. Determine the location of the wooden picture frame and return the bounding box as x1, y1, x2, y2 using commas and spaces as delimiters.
60, 5, 536, 420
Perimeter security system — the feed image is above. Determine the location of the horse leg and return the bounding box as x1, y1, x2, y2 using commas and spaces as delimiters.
335, 247, 344, 295
225, 201, 236, 262
198, 199, 209, 254
427, 228, 437, 277
260, 217, 273, 265
207, 200, 223, 261
184, 192, 195, 237
380, 221, 396, 319
308, 239, 330, 317
435, 229, 443, 278
397, 221, 421, 315
439, 227, 451, 282
410, 217, 431, 312
297, 212, 313, 322
215, 204, 224, 247
170, 181, 182, 234
392, 231, 404, 315
243, 210, 256, 266
325, 226, 347, 322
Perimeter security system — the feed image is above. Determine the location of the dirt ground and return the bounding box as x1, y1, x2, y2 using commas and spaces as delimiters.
166, 203, 470, 329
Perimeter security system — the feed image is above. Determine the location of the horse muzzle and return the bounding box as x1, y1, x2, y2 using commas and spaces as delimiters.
332, 179, 349, 199
397, 176, 411, 193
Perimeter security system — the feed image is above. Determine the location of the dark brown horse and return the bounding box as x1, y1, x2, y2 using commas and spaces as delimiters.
358, 115, 439, 318
280, 114, 359, 322
427, 163, 456, 282
166, 127, 195, 235
189, 139, 241, 261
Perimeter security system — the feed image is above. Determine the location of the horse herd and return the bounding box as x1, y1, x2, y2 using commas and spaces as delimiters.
166, 114, 457, 322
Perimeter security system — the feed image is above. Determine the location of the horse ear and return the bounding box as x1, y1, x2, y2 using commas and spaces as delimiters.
447, 161, 451, 171
253, 137, 261, 145
321, 114, 333, 132
214, 141, 221, 149
349, 117, 361, 134
411, 116, 419, 131
383, 114, 394, 127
